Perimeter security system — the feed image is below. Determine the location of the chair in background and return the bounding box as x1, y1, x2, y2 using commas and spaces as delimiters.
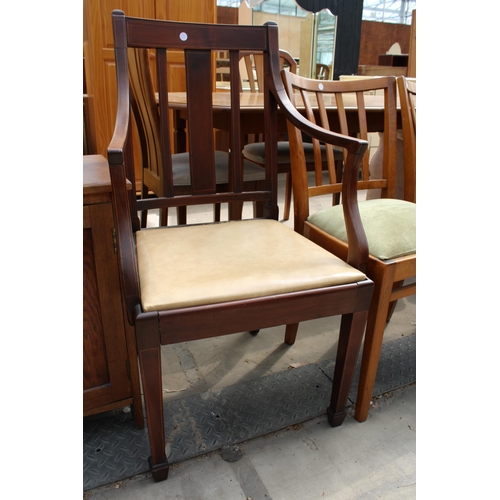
242, 50, 344, 221
240, 49, 295, 92
276, 72, 416, 423
129, 48, 266, 227
108, 11, 374, 482
316, 63, 330, 80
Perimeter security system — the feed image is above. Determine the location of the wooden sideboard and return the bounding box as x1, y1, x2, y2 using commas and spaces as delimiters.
83, 155, 143, 428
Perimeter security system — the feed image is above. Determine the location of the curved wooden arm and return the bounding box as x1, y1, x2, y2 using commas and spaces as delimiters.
108, 10, 130, 166
107, 10, 141, 325
266, 43, 369, 272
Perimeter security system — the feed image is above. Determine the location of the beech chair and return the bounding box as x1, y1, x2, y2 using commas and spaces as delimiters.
242, 51, 343, 221
108, 10, 375, 482
128, 48, 266, 227
275, 72, 416, 423
316, 63, 330, 80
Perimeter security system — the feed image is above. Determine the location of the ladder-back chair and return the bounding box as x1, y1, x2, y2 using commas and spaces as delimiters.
274, 72, 416, 423
108, 10, 374, 482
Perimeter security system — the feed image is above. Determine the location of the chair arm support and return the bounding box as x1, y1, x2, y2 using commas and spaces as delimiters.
269, 70, 370, 273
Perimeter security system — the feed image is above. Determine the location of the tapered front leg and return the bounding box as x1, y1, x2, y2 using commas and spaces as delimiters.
139, 345, 169, 482
327, 311, 367, 427
284, 323, 299, 345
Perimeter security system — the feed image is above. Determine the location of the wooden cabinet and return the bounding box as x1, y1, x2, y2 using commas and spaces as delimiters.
83, 155, 143, 428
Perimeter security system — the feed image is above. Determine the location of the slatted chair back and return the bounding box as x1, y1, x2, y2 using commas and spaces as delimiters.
241, 49, 297, 93
109, 11, 280, 236
280, 73, 399, 233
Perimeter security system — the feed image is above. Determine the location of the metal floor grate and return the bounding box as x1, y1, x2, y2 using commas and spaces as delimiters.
83, 334, 416, 491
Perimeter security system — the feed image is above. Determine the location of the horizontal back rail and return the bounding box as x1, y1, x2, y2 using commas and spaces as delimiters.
125, 18, 269, 52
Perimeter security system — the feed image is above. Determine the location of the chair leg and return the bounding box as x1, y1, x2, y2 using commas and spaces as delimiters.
283, 173, 292, 221
140, 183, 149, 228
176, 206, 187, 225
228, 201, 244, 221
354, 272, 395, 423
214, 203, 221, 222
284, 323, 299, 345
159, 207, 169, 227
141, 210, 149, 228
327, 311, 367, 427
139, 345, 169, 482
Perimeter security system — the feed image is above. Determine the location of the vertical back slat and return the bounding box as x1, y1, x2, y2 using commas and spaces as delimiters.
185, 50, 216, 195
382, 83, 397, 198
314, 92, 328, 185
355, 91, 370, 181
262, 42, 279, 219
128, 49, 162, 190
155, 48, 174, 198
316, 92, 337, 184
229, 50, 243, 194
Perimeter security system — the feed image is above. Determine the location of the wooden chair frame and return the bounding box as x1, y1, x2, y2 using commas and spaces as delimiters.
274, 72, 416, 423
108, 10, 375, 482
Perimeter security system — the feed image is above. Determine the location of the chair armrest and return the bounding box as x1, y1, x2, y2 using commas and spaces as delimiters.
269, 69, 370, 273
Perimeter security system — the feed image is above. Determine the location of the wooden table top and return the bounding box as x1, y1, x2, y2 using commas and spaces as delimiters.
167, 91, 388, 111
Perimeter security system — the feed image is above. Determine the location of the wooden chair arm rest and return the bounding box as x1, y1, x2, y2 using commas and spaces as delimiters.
270, 72, 370, 273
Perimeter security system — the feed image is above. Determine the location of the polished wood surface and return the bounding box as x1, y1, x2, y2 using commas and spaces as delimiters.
168, 90, 387, 110
108, 12, 374, 483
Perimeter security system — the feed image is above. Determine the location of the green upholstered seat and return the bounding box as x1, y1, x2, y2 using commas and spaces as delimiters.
307, 198, 416, 261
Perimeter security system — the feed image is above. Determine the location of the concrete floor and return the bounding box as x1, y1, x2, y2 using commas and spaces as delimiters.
84, 175, 416, 499
84, 385, 415, 500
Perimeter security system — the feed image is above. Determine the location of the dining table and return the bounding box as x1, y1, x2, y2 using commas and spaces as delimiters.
167, 91, 400, 154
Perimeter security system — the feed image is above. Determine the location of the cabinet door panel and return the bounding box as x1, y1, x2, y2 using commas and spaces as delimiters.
83, 227, 110, 389
83, 203, 131, 411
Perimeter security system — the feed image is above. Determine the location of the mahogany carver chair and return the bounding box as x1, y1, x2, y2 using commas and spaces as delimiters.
129, 46, 267, 227
109, 11, 375, 482
242, 50, 343, 221
275, 72, 416, 423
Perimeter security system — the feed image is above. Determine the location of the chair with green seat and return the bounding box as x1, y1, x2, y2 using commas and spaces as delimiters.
275, 72, 416, 423
108, 10, 375, 482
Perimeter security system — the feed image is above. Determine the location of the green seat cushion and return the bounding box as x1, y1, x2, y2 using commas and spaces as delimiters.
307, 198, 416, 260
